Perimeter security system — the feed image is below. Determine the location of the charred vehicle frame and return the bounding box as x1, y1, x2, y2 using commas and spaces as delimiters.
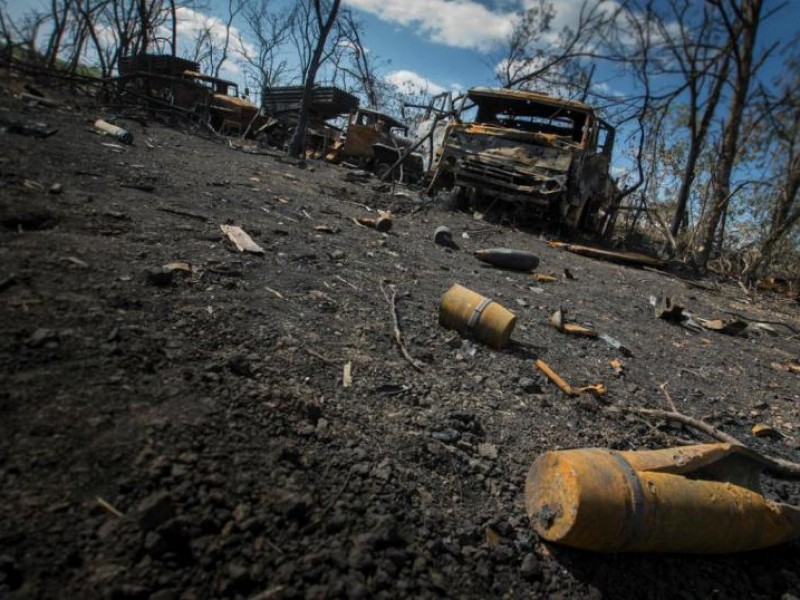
429, 87, 617, 230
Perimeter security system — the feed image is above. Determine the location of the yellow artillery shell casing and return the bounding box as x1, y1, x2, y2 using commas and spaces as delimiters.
439, 284, 516, 349
525, 446, 800, 553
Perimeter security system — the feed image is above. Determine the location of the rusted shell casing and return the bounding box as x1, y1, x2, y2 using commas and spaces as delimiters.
439, 284, 516, 349
525, 445, 800, 553
94, 119, 133, 145
474, 248, 540, 272
356, 215, 392, 232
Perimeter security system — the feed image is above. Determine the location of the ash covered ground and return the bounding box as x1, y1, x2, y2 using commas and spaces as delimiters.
2, 77, 800, 600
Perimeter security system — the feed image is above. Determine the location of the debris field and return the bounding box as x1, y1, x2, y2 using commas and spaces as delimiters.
2, 83, 800, 600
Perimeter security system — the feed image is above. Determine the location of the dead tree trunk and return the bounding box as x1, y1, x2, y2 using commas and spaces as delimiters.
287, 0, 341, 159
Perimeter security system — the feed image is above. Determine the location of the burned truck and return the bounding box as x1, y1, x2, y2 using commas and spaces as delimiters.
326, 108, 423, 181
429, 87, 616, 230
116, 54, 265, 135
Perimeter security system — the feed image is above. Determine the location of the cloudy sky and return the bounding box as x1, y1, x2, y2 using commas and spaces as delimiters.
4, 0, 798, 101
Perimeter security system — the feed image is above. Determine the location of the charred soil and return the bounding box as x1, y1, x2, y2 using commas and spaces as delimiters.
2, 76, 800, 600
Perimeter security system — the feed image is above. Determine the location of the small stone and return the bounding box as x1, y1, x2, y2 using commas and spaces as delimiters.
329, 249, 345, 261
26, 328, 58, 348
145, 267, 173, 287
144, 531, 167, 557
49, 183, 62, 195
0, 554, 23, 590
227, 562, 250, 585
228, 354, 253, 377
137, 492, 174, 531
520, 553, 542, 581
519, 377, 541, 393
110, 583, 150, 599
477, 443, 498, 460
431, 429, 460, 443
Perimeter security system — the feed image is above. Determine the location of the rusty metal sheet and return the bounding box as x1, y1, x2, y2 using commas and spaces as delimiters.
564, 244, 667, 269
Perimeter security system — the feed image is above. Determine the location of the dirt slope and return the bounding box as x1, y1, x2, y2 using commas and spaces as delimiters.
2, 79, 800, 600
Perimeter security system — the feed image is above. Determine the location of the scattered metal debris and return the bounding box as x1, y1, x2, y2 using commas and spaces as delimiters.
525, 443, 800, 552
473, 248, 540, 272
0, 114, 58, 138
439, 284, 516, 349
563, 244, 666, 268
355, 214, 392, 232
94, 119, 133, 144
532, 273, 557, 283
535, 359, 606, 397
549, 308, 597, 338
433, 226, 458, 249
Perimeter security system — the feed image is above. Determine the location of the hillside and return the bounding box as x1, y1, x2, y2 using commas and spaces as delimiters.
2, 76, 800, 600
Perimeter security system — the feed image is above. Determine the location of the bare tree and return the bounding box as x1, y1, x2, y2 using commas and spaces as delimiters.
287, 0, 342, 158
43, 0, 74, 68
330, 9, 384, 107
238, 0, 293, 97
695, 0, 774, 269
652, 0, 732, 241
746, 58, 800, 276
495, 0, 620, 95
211, 0, 242, 78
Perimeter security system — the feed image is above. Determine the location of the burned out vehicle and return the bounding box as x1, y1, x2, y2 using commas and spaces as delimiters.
117, 54, 265, 135
260, 85, 359, 153
430, 87, 616, 230
327, 108, 424, 181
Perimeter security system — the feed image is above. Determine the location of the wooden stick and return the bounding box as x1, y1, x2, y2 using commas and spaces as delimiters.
96, 496, 124, 518
381, 283, 424, 371
158, 206, 209, 222
613, 401, 800, 479
304, 347, 339, 365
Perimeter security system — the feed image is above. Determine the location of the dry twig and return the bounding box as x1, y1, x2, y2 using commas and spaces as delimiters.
612, 384, 800, 479
381, 283, 424, 371
304, 347, 339, 366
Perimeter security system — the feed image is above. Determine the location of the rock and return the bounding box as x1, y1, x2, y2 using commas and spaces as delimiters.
26, 328, 59, 348
519, 377, 541, 393
431, 429, 460, 443
226, 562, 252, 591
228, 354, 253, 377
0, 203, 57, 230
144, 267, 174, 287
49, 183, 62, 194
144, 531, 167, 557
329, 249, 346, 261
477, 443, 498, 460
137, 492, 174, 531
278, 492, 311, 524
520, 553, 542, 581
110, 583, 150, 599
0, 554, 23, 590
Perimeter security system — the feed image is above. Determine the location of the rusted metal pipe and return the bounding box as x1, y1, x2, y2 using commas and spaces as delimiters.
94, 119, 133, 144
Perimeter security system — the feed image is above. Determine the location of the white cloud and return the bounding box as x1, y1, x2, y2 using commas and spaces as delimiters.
385, 69, 447, 96
344, 0, 516, 52
345, 0, 628, 55
169, 7, 258, 78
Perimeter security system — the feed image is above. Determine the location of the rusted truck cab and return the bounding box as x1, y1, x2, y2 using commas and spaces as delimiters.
116, 55, 264, 136
328, 108, 424, 181
432, 87, 616, 229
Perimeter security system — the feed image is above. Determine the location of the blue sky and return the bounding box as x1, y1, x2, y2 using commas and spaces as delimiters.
4, 0, 798, 102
